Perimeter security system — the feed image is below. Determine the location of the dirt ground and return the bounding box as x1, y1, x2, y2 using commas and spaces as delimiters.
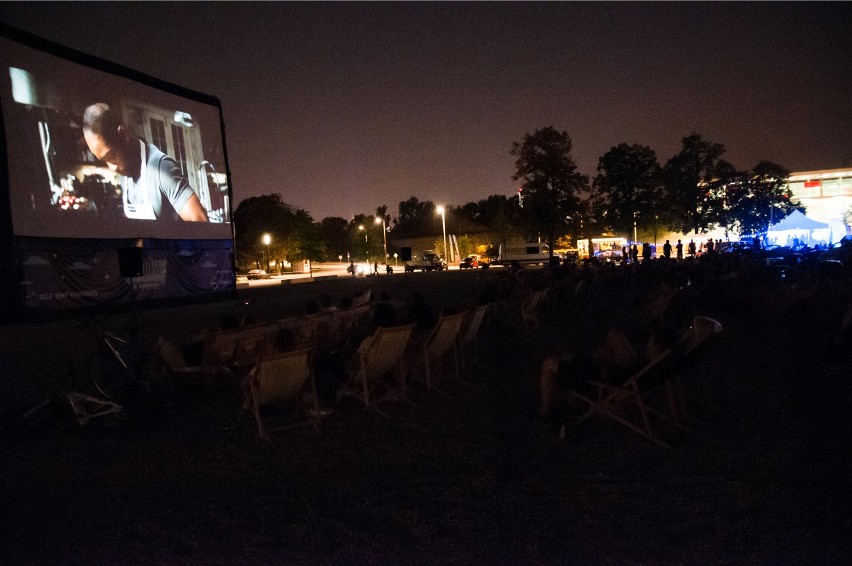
2, 265, 851, 564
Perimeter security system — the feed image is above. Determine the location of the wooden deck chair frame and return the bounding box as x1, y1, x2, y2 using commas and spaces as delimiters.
346, 324, 415, 413
667, 316, 724, 422
566, 348, 685, 448
493, 289, 549, 332
248, 348, 319, 441
458, 304, 489, 370
418, 312, 468, 396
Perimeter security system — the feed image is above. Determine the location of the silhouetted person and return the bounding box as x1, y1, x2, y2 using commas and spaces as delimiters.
688, 239, 696, 257
409, 291, 436, 332
676, 239, 683, 260
663, 240, 672, 259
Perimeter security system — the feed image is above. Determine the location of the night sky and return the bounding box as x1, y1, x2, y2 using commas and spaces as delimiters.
0, 3, 849, 221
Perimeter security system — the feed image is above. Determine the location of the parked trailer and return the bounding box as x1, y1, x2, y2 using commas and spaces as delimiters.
493, 242, 558, 266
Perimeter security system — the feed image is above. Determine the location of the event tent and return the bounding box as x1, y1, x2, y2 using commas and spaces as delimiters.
769, 210, 829, 231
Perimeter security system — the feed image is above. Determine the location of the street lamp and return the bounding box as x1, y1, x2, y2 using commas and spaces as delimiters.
358, 225, 368, 263
436, 205, 448, 262
375, 216, 388, 265
262, 233, 271, 273
633, 211, 638, 245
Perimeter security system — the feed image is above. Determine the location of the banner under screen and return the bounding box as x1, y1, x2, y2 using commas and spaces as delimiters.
0, 35, 232, 241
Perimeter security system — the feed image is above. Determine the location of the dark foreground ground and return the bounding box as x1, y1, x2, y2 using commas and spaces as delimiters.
2, 267, 851, 564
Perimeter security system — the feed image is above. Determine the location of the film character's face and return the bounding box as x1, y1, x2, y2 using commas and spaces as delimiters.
83, 130, 130, 175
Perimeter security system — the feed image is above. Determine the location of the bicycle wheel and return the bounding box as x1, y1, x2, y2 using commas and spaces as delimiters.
87, 347, 130, 402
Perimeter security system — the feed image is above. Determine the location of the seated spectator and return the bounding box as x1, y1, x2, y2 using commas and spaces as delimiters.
537, 325, 678, 422
319, 293, 338, 313
240, 328, 298, 410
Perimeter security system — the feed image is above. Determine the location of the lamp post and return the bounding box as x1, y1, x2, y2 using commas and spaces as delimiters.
262, 233, 271, 273
358, 225, 368, 263
633, 211, 638, 245
375, 216, 388, 265
436, 205, 448, 262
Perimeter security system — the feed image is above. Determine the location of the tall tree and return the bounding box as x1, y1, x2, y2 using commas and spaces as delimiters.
319, 217, 350, 262
394, 196, 438, 237
511, 127, 589, 257
591, 143, 663, 240
728, 161, 800, 237
233, 194, 318, 271
664, 133, 727, 234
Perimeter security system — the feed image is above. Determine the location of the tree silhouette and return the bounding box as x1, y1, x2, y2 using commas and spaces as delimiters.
511, 127, 588, 258
591, 143, 663, 240
664, 133, 726, 234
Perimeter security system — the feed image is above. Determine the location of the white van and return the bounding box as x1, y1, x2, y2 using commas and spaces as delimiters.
496, 242, 556, 265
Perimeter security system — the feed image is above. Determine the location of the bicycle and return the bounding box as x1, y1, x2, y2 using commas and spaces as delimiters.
67, 317, 175, 425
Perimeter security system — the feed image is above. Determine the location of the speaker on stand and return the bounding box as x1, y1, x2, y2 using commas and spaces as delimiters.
117, 247, 144, 331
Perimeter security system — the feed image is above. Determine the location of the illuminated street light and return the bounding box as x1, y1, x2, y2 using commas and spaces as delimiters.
262, 233, 271, 273
436, 205, 448, 263
375, 216, 388, 265
358, 225, 368, 263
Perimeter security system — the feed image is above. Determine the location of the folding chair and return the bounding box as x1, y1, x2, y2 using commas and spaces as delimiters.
667, 316, 724, 421
492, 288, 549, 332
344, 324, 415, 413
247, 348, 319, 441
458, 304, 489, 369
417, 312, 468, 395
566, 348, 684, 448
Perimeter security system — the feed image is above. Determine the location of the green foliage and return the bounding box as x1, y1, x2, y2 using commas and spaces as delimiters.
723, 161, 801, 236
233, 194, 320, 271
394, 196, 438, 238
511, 127, 589, 256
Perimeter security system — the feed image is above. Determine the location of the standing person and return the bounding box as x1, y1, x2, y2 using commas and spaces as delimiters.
688, 239, 697, 257
663, 240, 672, 260
707, 239, 715, 254
631, 244, 639, 264
373, 261, 379, 275
676, 239, 683, 260
642, 242, 652, 262
82, 103, 209, 222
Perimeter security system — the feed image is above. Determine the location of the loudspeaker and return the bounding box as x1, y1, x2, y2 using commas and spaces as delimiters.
117, 247, 144, 278
400, 247, 412, 262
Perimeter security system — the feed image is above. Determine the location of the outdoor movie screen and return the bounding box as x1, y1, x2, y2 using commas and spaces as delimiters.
0, 34, 233, 241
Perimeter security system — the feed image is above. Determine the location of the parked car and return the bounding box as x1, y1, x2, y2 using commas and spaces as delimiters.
459, 255, 479, 269
247, 269, 271, 280
404, 250, 447, 272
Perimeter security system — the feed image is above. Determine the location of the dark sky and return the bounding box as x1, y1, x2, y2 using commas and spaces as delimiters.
1, 3, 850, 221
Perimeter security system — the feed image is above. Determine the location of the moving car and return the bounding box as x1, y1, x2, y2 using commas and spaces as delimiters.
247, 269, 271, 280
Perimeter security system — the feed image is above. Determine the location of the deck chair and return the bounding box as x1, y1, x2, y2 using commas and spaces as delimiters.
492, 288, 549, 332
458, 304, 489, 369
247, 348, 319, 441
667, 316, 724, 421
152, 337, 208, 395
417, 312, 468, 393
344, 324, 415, 412
566, 347, 684, 448
232, 325, 277, 368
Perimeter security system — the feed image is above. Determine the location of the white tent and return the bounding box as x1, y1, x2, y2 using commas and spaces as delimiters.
768, 210, 830, 246
769, 210, 829, 231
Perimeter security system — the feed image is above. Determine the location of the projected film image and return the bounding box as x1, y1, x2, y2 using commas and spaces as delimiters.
0, 36, 232, 241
